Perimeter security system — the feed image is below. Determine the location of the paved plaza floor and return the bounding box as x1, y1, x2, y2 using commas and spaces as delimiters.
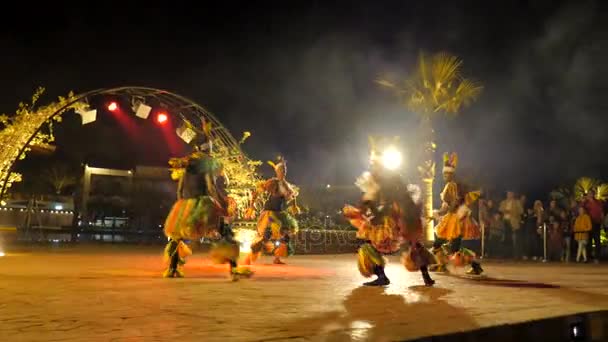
1, 245, 608, 341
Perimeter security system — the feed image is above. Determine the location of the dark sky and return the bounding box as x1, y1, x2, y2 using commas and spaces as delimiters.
1, 1, 606, 200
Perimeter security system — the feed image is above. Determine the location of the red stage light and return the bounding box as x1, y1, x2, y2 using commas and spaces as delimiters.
156, 113, 168, 124
107, 102, 118, 111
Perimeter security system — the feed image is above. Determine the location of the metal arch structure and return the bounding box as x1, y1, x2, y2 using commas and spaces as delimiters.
0, 86, 259, 203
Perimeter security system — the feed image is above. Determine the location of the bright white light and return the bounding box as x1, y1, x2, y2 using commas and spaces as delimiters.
234, 228, 257, 253
0, 251, 5, 257
350, 320, 373, 341
54, 205, 63, 211
381, 147, 402, 170
326, 184, 331, 189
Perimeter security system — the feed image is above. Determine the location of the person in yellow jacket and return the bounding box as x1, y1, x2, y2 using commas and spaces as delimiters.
574, 206, 592, 263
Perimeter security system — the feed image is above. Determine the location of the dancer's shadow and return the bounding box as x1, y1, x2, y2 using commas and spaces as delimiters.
278, 285, 478, 342
445, 274, 561, 289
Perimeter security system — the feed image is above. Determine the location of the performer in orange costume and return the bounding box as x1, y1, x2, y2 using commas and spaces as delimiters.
244, 156, 300, 265
432, 152, 483, 275
344, 137, 435, 286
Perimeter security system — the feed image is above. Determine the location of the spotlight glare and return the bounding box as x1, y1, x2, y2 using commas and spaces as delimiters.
381, 147, 402, 170
107, 102, 118, 111
157, 113, 168, 124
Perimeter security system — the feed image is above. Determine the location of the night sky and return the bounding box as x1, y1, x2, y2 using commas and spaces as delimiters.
1, 1, 606, 200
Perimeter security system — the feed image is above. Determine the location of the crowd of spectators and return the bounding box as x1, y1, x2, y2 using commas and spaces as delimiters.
479, 191, 606, 263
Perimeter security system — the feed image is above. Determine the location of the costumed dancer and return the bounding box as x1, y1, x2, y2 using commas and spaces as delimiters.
432, 152, 483, 276
163, 122, 252, 280
209, 164, 254, 280
343, 137, 435, 287
244, 156, 300, 265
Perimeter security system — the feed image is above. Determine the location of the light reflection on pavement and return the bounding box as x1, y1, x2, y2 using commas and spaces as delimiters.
0, 247, 607, 341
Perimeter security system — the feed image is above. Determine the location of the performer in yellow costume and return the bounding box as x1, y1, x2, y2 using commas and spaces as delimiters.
244, 156, 300, 265
432, 152, 483, 275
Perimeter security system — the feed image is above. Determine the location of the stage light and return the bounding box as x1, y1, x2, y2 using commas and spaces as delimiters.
176, 124, 197, 143
54, 204, 63, 211
0, 200, 5, 206
75, 107, 97, 125
107, 102, 118, 112
156, 113, 168, 124
381, 147, 402, 170
133, 103, 152, 119
0, 251, 4, 257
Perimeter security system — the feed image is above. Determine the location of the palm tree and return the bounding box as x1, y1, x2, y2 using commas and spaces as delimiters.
377, 52, 483, 241
573, 177, 599, 201
596, 183, 608, 201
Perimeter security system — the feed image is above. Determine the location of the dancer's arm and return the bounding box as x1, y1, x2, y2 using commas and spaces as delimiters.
176, 174, 184, 200
245, 179, 271, 219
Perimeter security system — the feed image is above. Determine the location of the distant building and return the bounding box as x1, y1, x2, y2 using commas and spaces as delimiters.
0, 165, 175, 242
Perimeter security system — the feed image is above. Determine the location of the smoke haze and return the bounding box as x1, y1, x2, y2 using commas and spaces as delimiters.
0, 0, 606, 200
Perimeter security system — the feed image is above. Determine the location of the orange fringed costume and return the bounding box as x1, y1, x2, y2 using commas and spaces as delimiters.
432, 152, 483, 276
343, 136, 436, 287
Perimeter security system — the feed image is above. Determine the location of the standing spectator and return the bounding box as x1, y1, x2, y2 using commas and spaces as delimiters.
548, 215, 563, 261
486, 199, 497, 217
520, 195, 528, 219
520, 195, 529, 259
499, 191, 524, 259
560, 210, 572, 262
532, 200, 546, 260
548, 200, 562, 219
574, 206, 592, 263
523, 207, 537, 260
569, 199, 580, 220
583, 191, 604, 263
488, 212, 505, 258
568, 198, 580, 259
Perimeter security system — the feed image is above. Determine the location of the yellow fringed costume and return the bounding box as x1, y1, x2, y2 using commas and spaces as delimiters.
344, 136, 435, 287
162, 122, 252, 280
432, 152, 483, 276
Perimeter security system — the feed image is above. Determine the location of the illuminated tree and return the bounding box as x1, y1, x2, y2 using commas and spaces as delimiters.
0, 87, 86, 196
377, 52, 483, 241
210, 132, 262, 218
